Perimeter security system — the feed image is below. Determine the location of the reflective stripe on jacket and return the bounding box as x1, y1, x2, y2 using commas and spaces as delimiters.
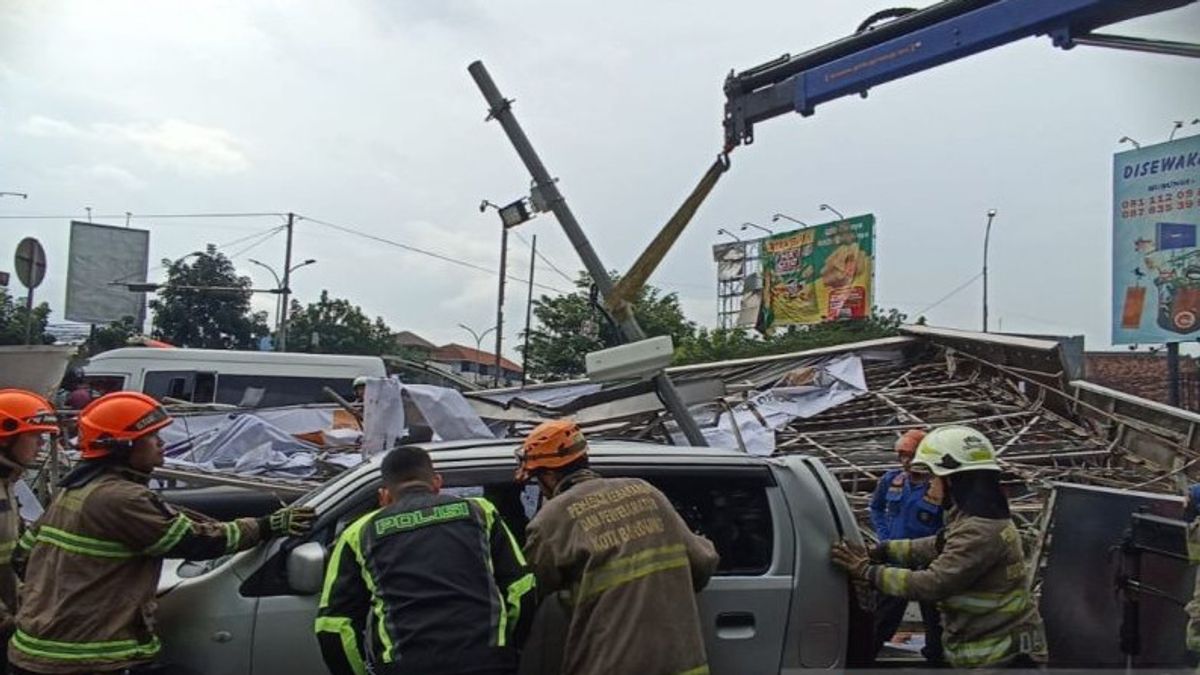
9, 468, 264, 674
524, 471, 719, 675
873, 510, 1047, 668
315, 489, 535, 675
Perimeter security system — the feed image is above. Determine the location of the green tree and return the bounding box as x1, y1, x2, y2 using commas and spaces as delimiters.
674, 306, 908, 365
285, 290, 395, 355
0, 288, 54, 345
523, 272, 696, 381
81, 316, 140, 357
149, 244, 269, 349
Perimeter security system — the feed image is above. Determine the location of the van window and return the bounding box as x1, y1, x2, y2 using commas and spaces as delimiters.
216, 375, 355, 408
81, 375, 126, 396
143, 370, 217, 404
628, 472, 775, 576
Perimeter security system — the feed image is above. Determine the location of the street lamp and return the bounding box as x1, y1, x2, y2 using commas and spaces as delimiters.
249, 257, 317, 346
716, 228, 741, 242
1118, 136, 1142, 150
740, 221, 773, 236
481, 198, 535, 387
1170, 121, 1185, 142
0, 192, 27, 199
982, 209, 997, 333
819, 203, 845, 219
458, 323, 497, 383
771, 213, 808, 227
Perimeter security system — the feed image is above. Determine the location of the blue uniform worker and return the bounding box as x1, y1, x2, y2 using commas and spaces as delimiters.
868, 429, 945, 665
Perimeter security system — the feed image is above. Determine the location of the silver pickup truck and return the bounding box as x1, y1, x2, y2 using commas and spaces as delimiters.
154, 438, 872, 674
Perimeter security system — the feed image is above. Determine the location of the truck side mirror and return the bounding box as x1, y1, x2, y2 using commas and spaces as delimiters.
287, 541, 327, 595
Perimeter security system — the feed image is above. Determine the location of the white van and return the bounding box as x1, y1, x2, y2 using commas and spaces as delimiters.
81, 347, 386, 407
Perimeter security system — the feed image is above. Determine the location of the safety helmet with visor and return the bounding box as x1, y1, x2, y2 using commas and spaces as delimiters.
77, 391, 172, 460
911, 425, 1000, 477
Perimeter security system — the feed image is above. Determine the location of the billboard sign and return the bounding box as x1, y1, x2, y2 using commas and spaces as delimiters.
758, 214, 875, 332
1112, 135, 1200, 344
65, 221, 151, 325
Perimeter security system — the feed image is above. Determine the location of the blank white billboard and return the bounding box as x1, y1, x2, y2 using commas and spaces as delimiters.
65, 221, 150, 325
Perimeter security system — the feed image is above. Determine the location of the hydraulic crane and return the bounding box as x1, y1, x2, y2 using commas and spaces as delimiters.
723, 0, 1199, 149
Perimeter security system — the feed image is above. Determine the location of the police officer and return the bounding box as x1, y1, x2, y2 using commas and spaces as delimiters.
316, 446, 535, 675
832, 426, 1046, 669
868, 429, 945, 664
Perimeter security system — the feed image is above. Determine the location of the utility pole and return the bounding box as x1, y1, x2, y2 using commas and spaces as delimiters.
494, 223, 508, 388
469, 60, 708, 445
982, 208, 997, 333
1167, 342, 1181, 407
279, 212, 295, 351
522, 235, 537, 387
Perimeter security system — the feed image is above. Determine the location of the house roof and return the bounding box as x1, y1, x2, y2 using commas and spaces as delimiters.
432, 343, 522, 374
395, 331, 436, 350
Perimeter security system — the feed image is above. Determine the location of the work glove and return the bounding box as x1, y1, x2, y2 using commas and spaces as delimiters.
868, 541, 888, 563
260, 505, 317, 537
830, 540, 872, 581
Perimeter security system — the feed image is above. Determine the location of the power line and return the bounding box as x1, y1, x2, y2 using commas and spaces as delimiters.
512, 230, 576, 285
916, 272, 983, 316
226, 226, 286, 260
110, 224, 288, 284
0, 212, 285, 220
294, 214, 570, 294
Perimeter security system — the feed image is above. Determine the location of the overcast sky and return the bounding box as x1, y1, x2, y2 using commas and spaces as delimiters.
1, 1, 1198, 358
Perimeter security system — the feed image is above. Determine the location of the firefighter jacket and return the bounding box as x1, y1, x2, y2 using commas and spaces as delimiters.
315, 486, 536, 675
869, 468, 943, 541
0, 465, 24, 635
9, 466, 266, 674
524, 470, 720, 675
871, 509, 1046, 668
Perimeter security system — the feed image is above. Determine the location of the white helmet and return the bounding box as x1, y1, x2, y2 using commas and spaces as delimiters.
912, 425, 1000, 476
353, 376, 369, 388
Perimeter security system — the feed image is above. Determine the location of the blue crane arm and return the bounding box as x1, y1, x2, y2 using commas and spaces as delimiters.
723, 0, 1199, 148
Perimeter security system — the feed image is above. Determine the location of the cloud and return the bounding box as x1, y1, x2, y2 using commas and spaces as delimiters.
17, 115, 249, 175
18, 115, 83, 138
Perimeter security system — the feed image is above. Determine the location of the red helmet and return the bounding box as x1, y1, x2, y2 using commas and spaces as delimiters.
515, 420, 588, 483
77, 392, 172, 459
0, 389, 59, 440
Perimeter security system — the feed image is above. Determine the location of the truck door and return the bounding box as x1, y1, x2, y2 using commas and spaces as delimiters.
618, 465, 794, 675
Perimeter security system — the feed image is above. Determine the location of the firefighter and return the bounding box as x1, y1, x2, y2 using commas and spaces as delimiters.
516, 420, 720, 675
9, 391, 315, 675
868, 429, 945, 664
0, 390, 59, 671
316, 446, 535, 675
831, 425, 1046, 669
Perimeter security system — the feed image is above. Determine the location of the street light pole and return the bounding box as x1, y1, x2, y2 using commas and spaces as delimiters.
458, 323, 496, 383
250, 256, 316, 348
819, 203, 845, 219
740, 221, 773, 236
279, 212, 295, 351
771, 213, 808, 227
983, 208, 997, 333
716, 228, 741, 242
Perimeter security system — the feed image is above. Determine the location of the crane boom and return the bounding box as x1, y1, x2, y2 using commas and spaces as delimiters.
724, 0, 1199, 148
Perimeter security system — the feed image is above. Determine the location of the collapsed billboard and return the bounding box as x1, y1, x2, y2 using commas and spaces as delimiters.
1112, 135, 1200, 344
64, 221, 150, 325
758, 214, 875, 332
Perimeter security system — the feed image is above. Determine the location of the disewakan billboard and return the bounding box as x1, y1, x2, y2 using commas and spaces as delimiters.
1112, 135, 1200, 344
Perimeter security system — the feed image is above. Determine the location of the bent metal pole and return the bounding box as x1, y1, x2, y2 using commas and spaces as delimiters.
468, 60, 708, 446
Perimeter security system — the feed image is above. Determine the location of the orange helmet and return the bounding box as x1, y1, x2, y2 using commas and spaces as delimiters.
78, 392, 172, 459
895, 429, 927, 457
0, 389, 59, 440
515, 420, 588, 483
